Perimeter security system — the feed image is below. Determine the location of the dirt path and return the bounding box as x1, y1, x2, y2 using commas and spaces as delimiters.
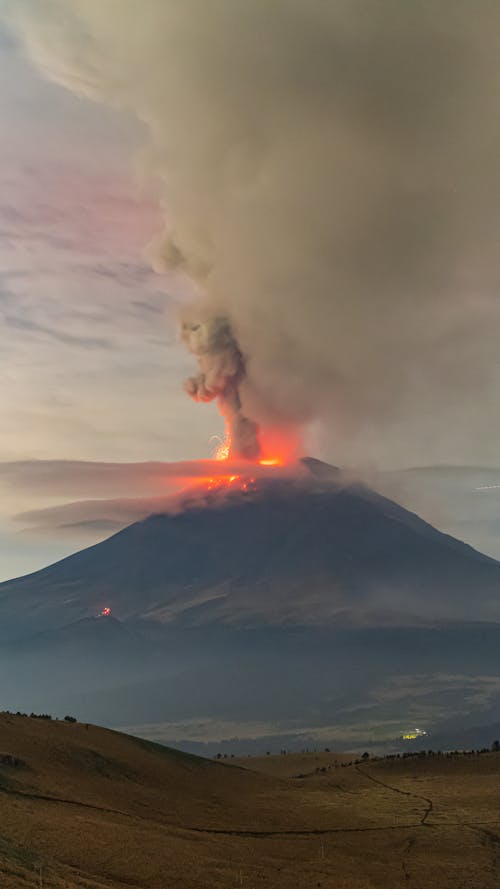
355, 764, 434, 825
466, 825, 500, 879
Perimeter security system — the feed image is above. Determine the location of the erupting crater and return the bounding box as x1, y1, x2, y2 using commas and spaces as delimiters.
195, 451, 287, 495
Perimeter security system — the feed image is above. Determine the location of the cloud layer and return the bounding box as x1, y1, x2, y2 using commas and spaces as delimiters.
0, 457, 298, 542
0, 457, 283, 497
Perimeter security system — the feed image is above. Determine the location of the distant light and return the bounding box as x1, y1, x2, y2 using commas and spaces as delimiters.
401, 728, 427, 740
99, 607, 111, 617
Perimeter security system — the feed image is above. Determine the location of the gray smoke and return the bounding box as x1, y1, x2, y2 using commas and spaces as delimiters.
7, 1, 500, 467
181, 316, 260, 459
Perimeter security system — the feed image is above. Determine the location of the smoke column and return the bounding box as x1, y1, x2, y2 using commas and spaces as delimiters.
7, 1, 500, 467
182, 316, 260, 460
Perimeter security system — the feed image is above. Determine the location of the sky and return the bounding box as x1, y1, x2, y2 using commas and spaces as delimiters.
1, 3, 500, 580
0, 25, 227, 578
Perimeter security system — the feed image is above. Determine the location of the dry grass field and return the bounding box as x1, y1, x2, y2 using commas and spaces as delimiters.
0, 714, 499, 888
231, 751, 355, 778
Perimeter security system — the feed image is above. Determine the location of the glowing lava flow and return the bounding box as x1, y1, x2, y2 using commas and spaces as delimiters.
199, 455, 284, 493
205, 473, 256, 492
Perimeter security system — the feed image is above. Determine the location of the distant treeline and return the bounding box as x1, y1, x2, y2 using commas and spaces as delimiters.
214, 742, 500, 765
1, 710, 77, 723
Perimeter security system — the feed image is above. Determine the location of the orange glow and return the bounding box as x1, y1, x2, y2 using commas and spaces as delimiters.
259, 457, 283, 467
209, 419, 298, 468
215, 435, 231, 461
258, 427, 300, 466
195, 473, 257, 494
208, 432, 232, 461
100, 607, 111, 617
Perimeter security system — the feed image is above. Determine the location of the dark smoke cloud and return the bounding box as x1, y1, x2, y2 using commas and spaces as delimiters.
182, 315, 260, 459
7, 1, 500, 466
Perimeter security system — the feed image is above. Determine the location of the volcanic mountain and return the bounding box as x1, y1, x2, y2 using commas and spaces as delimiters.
1, 457, 499, 638
2, 457, 500, 745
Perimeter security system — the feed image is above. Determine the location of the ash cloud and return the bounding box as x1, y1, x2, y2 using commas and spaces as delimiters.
182, 315, 260, 459
7, 1, 500, 465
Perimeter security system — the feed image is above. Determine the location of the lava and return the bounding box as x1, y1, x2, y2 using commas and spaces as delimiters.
210, 423, 293, 467
190, 427, 293, 496
210, 431, 287, 468
196, 453, 284, 494
203, 473, 256, 492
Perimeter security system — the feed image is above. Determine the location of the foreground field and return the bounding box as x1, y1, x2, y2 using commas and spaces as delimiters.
0, 715, 499, 888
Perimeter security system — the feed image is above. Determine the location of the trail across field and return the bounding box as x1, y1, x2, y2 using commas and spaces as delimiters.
0, 715, 499, 888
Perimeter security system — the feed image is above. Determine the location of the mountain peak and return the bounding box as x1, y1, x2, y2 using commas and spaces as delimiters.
300, 456, 341, 479
0, 463, 499, 638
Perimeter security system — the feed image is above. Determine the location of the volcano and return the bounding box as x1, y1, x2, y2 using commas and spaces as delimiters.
1, 457, 500, 638
2, 457, 500, 747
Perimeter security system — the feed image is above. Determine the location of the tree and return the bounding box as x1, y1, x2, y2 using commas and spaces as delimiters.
492, 740, 500, 752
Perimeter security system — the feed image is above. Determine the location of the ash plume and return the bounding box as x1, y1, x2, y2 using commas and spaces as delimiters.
181, 316, 260, 460
8, 1, 500, 467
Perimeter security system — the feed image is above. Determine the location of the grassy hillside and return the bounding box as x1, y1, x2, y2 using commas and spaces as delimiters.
232, 750, 355, 778
0, 714, 499, 888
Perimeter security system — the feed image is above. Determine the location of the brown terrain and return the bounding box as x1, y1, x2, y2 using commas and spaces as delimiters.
0, 713, 499, 888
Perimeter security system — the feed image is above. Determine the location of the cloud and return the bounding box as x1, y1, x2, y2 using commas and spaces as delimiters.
0, 95, 208, 466
1, 456, 307, 538
372, 465, 500, 560
14, 495, 172, 538
0, 456, 289, 497
0, 458, 209, 496
0, 457, 205, 545
3, 314, 114, 350
7, 0, 500, 469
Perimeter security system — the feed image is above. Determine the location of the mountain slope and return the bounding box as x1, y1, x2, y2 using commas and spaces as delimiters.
1, 459, 500, 747
1, 713, 500, 889
0, 459, 499, 637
